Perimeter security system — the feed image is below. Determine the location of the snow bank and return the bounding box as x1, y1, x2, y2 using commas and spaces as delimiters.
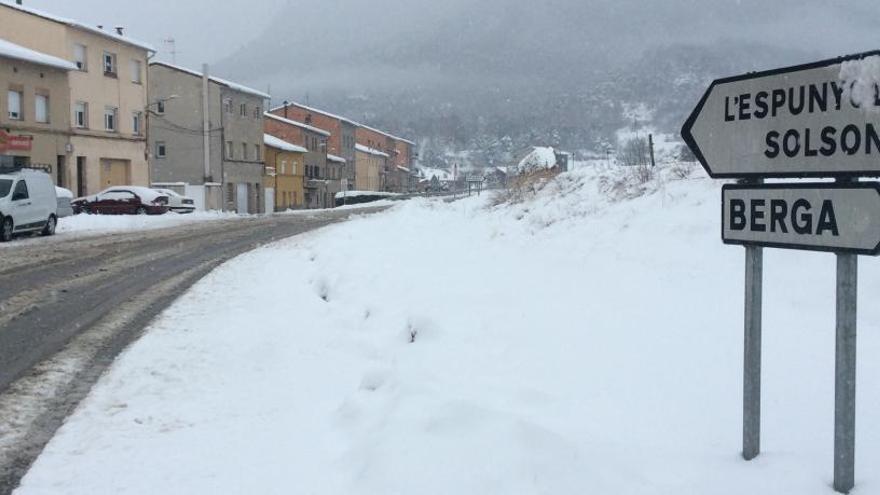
16, 164, 880, 494
55, 211, 238, 237
334, 190, 399, 200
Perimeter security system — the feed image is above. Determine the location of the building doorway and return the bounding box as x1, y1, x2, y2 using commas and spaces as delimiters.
76, 157, 87, 196
236, 182, 248, 213
56, 155, 66, 187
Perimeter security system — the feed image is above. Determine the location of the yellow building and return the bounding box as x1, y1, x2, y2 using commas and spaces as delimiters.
263, 134, 305, 211
354, 143, 387, 192
0, 2, 154, 196
0, 39, 75, 176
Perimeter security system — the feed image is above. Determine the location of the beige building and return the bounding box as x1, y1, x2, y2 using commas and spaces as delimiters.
0, 2, 154, 196
354, 143, 387, 192
0, 39, 74, 177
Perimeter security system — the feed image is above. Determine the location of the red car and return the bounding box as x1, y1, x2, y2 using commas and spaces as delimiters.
72, 186, 170, 215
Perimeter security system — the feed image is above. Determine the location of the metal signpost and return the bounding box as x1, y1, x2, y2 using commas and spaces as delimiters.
682, 50, 880, 494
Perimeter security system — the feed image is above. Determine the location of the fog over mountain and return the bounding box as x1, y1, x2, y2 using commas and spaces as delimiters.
209, 0, 879, 166
28, 0, 880, 166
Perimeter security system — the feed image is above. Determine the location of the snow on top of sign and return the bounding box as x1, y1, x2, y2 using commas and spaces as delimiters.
839, 55, 880, 113
0, 38, 77, 70
264, 113, 331, 136
355, 143, 390, 158
0, 0, 155, 52
264, 134, 307, 153
327, 154, 347, 163
151, 62, 270, 99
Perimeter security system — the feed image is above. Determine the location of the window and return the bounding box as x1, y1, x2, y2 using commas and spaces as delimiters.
253, 105, 261, 119
132, 112, 142, 135
104, 107, 118, 132
103, 51, 117, 75
130, 60, 142, 83
74, 102, 88, 128
73, 44, 87, 71
241, 142, 248, 160
240, 103, 247, 116
223, 99, 232, 113
280, 160, 287, 175
35, 93, 49, 123
7, 90, 22, 120
156, 100, 165, 114
226, 141, 234, 159
155, 141, 167, 158
255, 145, 261, 161
12, 180, 29, 201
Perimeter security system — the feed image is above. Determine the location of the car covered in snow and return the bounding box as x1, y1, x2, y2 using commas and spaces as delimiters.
72, 186, 170, 215
55, 186, 74, 218
153, 188, 196, 214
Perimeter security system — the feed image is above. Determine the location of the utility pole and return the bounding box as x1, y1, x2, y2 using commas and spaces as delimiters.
163, 38, 177, 64
648, 133, 656, 168
202, 63, 212, 208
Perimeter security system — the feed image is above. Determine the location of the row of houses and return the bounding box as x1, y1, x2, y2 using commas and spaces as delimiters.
0, 1, 417, 213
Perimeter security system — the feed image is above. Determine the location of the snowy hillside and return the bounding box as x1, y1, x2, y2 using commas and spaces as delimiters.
16, 164, 880, 494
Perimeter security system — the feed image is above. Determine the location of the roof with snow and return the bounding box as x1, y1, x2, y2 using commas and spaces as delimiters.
327, 154, 347, 163
270, 100, 415, 145
0, 1, 155, 52
355, 144, 390, 158
270, 102, 359, 127
264, 134, 307, 153
417, 167, 454, 181
151, 62, 270, 99
0, 38, 77, 70
264, 113, 331, 136
515, 147, 558, 172
396, 166, 411, 173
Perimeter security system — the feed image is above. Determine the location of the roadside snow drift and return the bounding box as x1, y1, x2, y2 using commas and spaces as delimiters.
16, 164, 880, 494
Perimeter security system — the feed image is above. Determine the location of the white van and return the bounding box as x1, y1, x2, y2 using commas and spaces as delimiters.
0, 169, 59, 242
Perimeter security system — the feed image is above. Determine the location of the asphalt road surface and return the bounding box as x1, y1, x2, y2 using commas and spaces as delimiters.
0, 207, 387, 493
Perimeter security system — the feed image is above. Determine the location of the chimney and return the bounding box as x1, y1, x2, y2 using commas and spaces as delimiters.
115, 26, 124, 35
283, 100, 289, 119
97, 25, 103, 30
16, 0, 22, 5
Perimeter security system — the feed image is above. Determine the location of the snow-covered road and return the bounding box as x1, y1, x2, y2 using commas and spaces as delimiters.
14, 165, 880, 494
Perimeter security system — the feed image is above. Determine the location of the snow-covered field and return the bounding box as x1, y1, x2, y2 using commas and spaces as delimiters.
15, 164, 880, 494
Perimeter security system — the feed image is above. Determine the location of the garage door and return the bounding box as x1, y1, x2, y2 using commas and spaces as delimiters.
100, 159, 130, 188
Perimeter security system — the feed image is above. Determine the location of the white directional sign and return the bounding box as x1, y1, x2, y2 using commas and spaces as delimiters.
682, 51, 880, 178
722, 182, 880, 254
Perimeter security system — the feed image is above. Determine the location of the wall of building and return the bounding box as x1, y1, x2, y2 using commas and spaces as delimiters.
0, 55, 71, 181
220, 86, 265, 213
263, 145, 304, 211
355, 150, 383, 192
148, 64, 224, 188
0, 5, 151, 196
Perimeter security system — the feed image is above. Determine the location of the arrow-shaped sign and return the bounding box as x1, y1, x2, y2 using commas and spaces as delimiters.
722, 182, 880, 255
683, 50, 880, 179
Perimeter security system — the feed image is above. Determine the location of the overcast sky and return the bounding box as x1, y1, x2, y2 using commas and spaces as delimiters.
13, 0, 880, 82
16, 0, 289, 67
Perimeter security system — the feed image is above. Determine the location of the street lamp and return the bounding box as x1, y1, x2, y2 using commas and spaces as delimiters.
146, 94, 179, 115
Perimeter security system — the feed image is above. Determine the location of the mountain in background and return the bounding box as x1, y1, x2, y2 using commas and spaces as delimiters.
213, 0, 877, 168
